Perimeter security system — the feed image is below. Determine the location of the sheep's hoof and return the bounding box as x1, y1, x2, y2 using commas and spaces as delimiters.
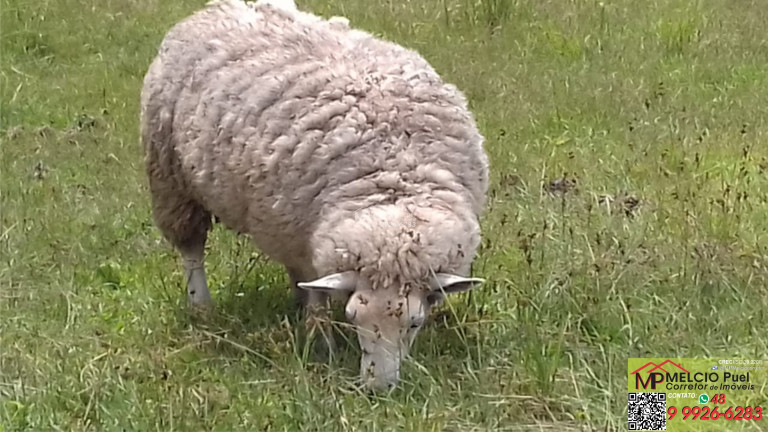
187, 298, 215, 315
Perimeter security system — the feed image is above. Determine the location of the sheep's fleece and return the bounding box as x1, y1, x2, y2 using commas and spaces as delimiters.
141, 0, 490, 391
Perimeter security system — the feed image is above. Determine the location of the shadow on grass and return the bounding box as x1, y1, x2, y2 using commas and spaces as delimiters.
165, 257, 362, 378
164, 250, 492, 390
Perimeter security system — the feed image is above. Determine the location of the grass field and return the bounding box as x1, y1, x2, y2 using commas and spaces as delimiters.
3, 0, 768, 430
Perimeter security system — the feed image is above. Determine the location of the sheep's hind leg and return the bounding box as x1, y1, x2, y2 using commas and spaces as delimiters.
149, 189, 213, 309
181, 239, 212, 309
144, 113, 212, 309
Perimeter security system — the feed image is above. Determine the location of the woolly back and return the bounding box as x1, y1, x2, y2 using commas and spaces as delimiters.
144, 0, 490, 273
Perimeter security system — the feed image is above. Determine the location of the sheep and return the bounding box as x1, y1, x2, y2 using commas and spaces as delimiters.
140, 0, 490, 391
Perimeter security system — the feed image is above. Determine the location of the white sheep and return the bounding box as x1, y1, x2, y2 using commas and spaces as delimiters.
140, 0, 489, 391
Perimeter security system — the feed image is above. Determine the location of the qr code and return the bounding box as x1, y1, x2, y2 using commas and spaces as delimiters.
628, 392, 666, 431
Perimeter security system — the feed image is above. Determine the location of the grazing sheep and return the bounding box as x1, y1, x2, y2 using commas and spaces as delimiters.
140, 0, 489, 391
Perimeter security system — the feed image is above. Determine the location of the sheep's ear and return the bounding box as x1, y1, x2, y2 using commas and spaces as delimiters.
427, 273, 484, 305
298, 271, 357, 292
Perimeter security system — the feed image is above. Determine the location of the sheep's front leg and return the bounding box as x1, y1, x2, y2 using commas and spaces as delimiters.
289, 268, 335, 360
181, 245, 212, 309
304, 290, 336, 360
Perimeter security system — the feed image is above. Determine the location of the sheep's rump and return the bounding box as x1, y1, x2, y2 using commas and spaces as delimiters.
141, 0, 488, 261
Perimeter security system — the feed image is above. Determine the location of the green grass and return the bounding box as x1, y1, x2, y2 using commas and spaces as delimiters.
2, 0, 768, 430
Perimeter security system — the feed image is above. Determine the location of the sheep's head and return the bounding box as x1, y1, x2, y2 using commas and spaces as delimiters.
298, 271, 483, 391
